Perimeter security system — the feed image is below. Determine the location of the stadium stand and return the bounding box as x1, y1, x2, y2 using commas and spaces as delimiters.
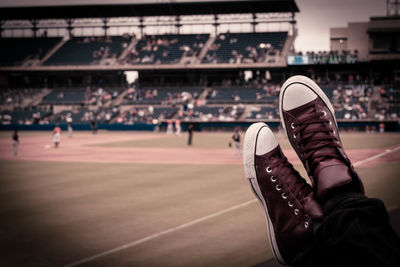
377, 86, 400, 119
206, 86, 278, 104
42, 88, 88, 105
123, 34, 209, 65
181, 105, 245, 121
0, 1, 398, 132
115, 106, 179, 124
246, 106, 278, 120
0, 107, 52, 125
0, 88, 47, 107
41, 86, 121, 106
202, 32, 287, 64
50, 109, 86, 124
0, 37, 62, 66
122, 86, 203, 105
0, 81, 376, 126
43, 36, 129, 65
328, 84, 370, 119
49, 105, 120, 124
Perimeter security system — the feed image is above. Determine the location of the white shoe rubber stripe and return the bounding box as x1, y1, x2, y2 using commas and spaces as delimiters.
64, 146, 400, 267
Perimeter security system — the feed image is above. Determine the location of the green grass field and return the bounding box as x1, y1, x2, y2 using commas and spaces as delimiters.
0, 131, 399, 267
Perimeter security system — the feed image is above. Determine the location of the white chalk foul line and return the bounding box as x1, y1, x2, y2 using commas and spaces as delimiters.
353, 145, 400, 167
64, 199, 258, 267
65, 145, 400, 267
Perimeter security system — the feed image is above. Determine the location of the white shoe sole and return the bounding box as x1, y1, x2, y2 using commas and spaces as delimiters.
243, 122, 286, 265
279, 75, 337, 138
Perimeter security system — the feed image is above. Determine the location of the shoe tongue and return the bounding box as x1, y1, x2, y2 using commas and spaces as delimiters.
310, 147, 339, 168
314, 158, 348, 174
293, 102, 315, 121
264, 145, 283, 161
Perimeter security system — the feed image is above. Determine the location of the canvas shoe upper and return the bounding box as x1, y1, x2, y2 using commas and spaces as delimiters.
279, 75, 364, 199
243, 122, 323, 264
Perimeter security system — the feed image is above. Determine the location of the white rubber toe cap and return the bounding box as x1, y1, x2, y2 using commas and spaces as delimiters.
256, 126, 278, 156
282, 82, 318, 111
243, 122, 279, 180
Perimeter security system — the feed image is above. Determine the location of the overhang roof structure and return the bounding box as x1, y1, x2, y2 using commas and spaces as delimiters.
0, 0, 299, 20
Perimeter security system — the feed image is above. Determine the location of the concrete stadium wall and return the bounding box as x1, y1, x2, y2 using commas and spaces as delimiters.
1, 120, 399, 132
0, 123, 155, 131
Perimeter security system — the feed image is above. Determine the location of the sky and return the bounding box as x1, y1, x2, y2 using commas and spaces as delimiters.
0, 0, 388, 51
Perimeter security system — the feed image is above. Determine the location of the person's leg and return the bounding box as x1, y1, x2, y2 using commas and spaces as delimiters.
293, 192, 400, 267
234, 142, 240, 158
13, 141, 17, 157
279, 75, 400, 266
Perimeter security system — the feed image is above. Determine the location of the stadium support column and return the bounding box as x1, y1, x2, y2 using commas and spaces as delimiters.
387, 0, 389, 15
103, 18, 109, 37
387, 0, 400, 16
213, 15, 220, 35
139, 17, 145, 38
66, 19, 73, 38
175, 16, 182, 34
290, 12, 297, 53
0, 20, 3, 38
31, 20, 38, 38
251, 13, 258, 33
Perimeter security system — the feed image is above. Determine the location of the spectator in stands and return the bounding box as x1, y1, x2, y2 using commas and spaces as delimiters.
57, 91, 64, 100
85, 86, 92, 103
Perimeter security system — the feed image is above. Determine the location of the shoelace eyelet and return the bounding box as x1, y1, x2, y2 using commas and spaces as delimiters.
322, 111, 327, 116
276, 184, 282, 191
290, 122, 295, 129
271, 176, 277, 182
266, 166, 272, 173
304, 221, 309, 228
288, 201, 293, 207
329, 120, 332, 125
282, 192, 288, 199
294, 209, 299, 215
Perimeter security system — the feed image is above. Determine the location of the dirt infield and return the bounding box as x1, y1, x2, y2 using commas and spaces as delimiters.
0, 132, 399, 166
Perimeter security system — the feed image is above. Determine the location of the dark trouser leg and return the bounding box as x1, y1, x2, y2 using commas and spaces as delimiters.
293, 192, 400, 267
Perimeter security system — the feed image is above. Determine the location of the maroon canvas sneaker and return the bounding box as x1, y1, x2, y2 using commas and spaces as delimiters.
279, 75, 364, 199
243, 122, 323, 265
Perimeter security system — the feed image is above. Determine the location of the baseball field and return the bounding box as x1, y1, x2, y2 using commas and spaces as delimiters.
0, 130, 399, 267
